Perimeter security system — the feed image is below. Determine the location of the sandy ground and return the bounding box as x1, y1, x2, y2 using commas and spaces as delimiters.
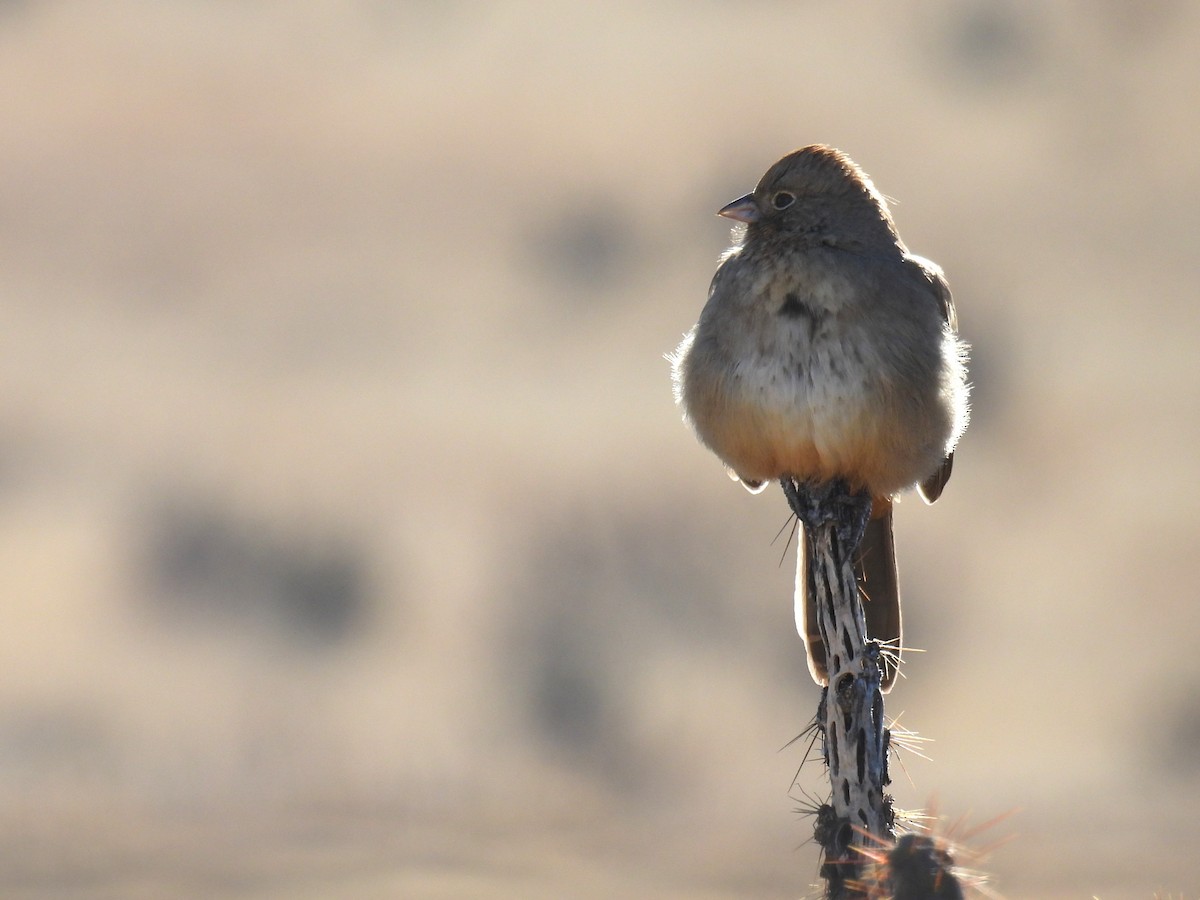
1, 2, 1199, 896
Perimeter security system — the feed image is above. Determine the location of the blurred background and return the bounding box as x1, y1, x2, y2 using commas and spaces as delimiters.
0, 1, 1197, 897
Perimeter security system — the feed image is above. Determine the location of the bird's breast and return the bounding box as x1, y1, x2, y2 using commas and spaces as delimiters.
684, 290, 887, 488
675, 245, 955, 495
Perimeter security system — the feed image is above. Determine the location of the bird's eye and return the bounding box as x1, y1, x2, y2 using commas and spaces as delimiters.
772, 191, 795, 210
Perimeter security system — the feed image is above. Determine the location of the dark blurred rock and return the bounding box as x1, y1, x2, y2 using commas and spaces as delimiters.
139, 497, 374, 650
526, 201, 639, 298
502, 498, 810, 791
930, 2, 1045, 89
1152, 681, 1200, 779
0, 705, 112, 780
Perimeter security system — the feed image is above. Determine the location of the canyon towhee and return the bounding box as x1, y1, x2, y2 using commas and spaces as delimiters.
671, 145, 969, 689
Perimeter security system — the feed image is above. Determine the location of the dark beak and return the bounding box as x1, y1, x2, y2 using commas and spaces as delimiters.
717, 193, 760, 224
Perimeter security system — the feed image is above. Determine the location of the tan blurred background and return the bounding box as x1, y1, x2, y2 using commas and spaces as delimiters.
0, 1, 1197, 897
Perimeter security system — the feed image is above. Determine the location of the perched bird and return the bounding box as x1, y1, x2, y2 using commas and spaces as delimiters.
670, 145, 969, 689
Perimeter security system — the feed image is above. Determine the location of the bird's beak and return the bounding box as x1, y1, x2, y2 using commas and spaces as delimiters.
717, 193, 760, 224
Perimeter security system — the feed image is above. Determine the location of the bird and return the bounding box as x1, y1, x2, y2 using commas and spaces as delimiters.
670, 145, 969, 690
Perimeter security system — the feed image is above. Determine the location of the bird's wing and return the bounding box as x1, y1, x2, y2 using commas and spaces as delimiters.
906, 254, 958, 505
